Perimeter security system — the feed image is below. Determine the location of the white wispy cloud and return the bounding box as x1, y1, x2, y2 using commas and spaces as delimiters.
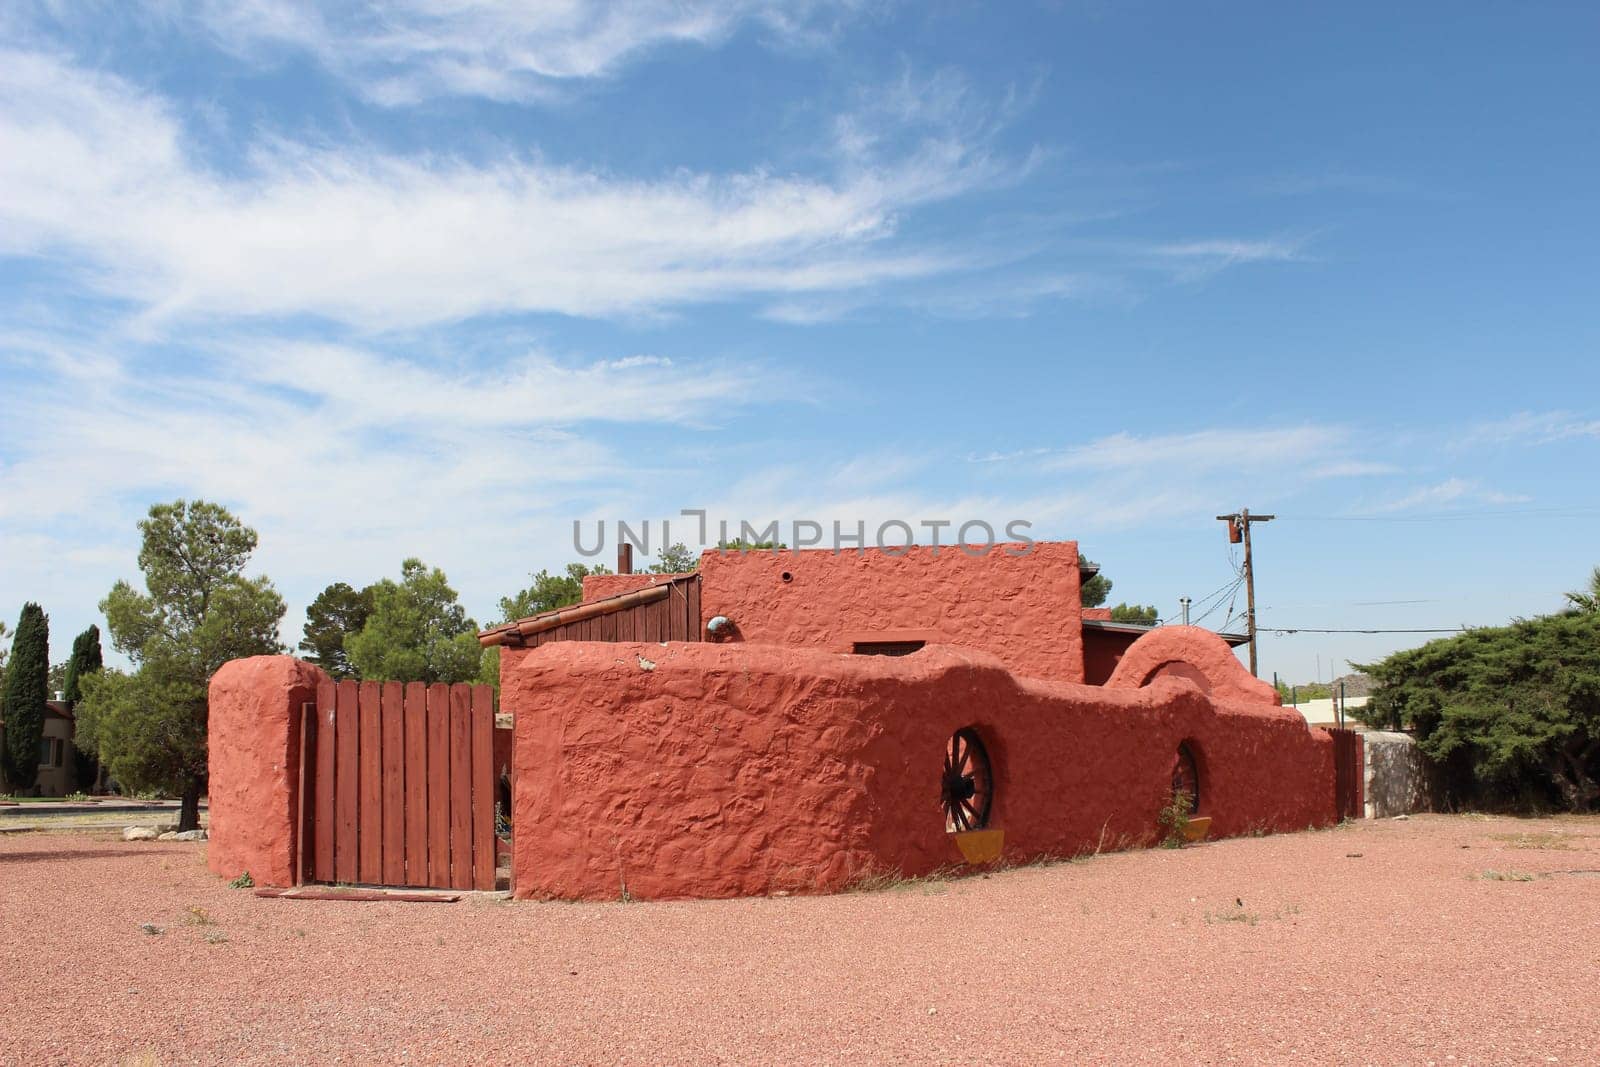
0, 47, 1002, 330
1459, 411, 1600, 448
1143, 237, 1309, 282
186, 0, 865, 104
0, 329, 764, 643
1039, 426, 1347, 474
1307, 460, 1402, 479
1372, 478, 1531, 513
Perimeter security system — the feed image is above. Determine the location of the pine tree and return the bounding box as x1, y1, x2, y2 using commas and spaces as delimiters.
1, 603, 50, 793
1080, 554, 1112, 607
77, 500, 284, 829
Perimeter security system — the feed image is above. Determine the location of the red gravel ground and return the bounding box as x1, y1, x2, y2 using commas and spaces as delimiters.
3, 814, 1597, 1065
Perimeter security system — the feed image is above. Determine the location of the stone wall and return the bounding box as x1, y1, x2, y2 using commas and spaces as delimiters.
1363, 730, 1442, 818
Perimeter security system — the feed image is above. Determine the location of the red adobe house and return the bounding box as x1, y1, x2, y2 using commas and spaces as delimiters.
479, 540, 1340, 901
206, 539, 1348, 899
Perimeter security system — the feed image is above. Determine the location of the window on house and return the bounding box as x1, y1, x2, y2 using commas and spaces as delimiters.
852, 641, 925, 657
37, 738, 63, 768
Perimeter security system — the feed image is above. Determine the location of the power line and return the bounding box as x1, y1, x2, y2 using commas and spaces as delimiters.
1264, 627, 1470, 635
1274, 507, 1600, 523
1160, 573, 1243, 626
1186, 575, 1245, 627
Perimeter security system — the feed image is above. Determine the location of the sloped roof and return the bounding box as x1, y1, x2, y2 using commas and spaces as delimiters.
478, 574, 696, 648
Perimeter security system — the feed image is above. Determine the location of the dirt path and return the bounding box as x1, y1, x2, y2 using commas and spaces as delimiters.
2, 815, 1597, 1065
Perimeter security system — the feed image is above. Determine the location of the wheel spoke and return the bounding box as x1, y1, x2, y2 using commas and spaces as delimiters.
944, 728, 992, 833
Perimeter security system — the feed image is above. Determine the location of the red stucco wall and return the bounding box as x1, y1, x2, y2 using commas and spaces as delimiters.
581, 572, 691, 602
1082, 627, 1139, 685
505, 639, 1334, 901
1104, 625, 1281, 705
207, 656, 326, 887
697, 541, 1084, 686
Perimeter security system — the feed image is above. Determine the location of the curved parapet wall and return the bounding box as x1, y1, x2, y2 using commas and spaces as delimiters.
504, 641, 1332, 901
1103, 625, 1282, 706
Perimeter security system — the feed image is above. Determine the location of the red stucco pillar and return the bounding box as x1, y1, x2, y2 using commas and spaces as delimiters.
207, 655, 325, 887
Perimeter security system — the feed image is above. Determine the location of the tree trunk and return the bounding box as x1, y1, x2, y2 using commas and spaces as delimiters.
178, 782, 202, 833
1547, 751, 1599, 813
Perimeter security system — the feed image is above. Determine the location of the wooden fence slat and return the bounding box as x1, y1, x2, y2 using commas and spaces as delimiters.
449, 685, 474, 889
314, 676, 336, 882
334, 679, 360, 885
296, 702, 315, 885
471, 686, 496, 890
687, 576, 701, 641
403, 682, 428, 887
448, 685, 475, 889
358, 681, 383, 884
380, 681, 406, 886
426, 683, 452, 889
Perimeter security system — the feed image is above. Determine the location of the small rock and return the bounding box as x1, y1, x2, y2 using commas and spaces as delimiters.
123, 826, 158, 841
1392, 814, 1410, 821
139, 923, 163, 936
1345, 852, 1363, 858
637, 656, 657, 672
174, 829, 208, 842
157, 831, 178, 841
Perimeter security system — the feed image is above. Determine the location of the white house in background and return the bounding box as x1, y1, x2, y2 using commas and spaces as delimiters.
1287, 695, 1369, 728
35, 700, 78, 796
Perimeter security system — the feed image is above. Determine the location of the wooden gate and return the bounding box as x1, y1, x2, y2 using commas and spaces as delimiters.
297, 679, 497, 890
1328, 726, 1364, 821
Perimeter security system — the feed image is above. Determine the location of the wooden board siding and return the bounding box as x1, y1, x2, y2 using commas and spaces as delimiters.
313, 677, 336, 881
486, 575, 702, 649
378, 682, 403, 885
357, 681, 383, 884
425, 683, 452, 889
301, 680, 496, 890
403, 682, 428, 886
470, 686, 496, 891
449, 684, 473, 889
334, 679, 359, 885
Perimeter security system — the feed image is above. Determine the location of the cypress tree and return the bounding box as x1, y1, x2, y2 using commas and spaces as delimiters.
63, 625, 104, 792
1, 603, 50, 793
61, 624, 103, 704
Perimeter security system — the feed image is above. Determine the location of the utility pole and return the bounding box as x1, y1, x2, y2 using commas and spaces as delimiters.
1216, 508, 1275, 677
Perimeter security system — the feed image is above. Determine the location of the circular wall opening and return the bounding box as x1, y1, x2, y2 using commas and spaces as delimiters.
1171, 741, 1202, 815
780, 571, 793, 583
942, 726, 994, 832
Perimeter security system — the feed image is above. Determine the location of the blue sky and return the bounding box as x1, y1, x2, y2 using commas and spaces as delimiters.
1, 1, 1596, 684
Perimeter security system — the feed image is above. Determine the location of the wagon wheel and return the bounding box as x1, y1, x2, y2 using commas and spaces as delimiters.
942, 727, 993, 832
1171, 743, 1200, 815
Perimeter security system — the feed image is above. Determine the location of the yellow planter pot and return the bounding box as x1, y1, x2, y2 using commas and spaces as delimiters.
1182, 816, 1212, 842
952, 828, 1005, 865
